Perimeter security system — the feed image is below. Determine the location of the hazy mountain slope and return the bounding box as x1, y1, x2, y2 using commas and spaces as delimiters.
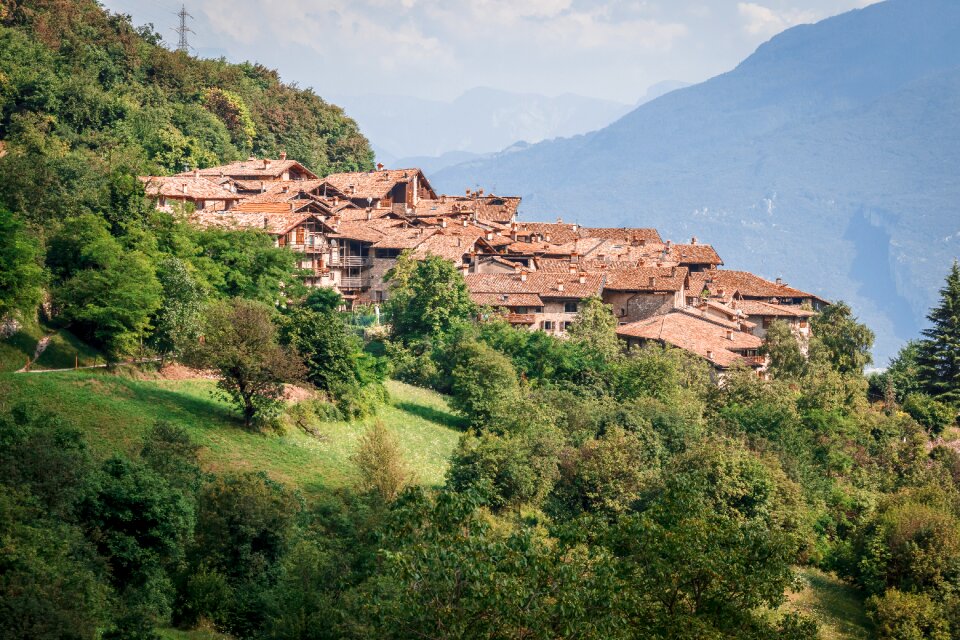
433, 0, 960, 363
337, 87, 633, 159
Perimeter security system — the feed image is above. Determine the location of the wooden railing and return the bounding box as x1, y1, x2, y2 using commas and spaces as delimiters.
329, 255, 372, 267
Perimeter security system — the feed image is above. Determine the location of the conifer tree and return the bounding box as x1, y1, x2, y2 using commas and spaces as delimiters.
917, 261, 960, 405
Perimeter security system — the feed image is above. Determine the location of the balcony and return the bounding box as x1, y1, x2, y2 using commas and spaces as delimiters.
329, 255, 372, 267
340, 276, 373, 289
742, 355, 767, 368
506, 313, 537, 325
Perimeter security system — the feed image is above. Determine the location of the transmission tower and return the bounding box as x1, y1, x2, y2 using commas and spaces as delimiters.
172, 5, 194, 53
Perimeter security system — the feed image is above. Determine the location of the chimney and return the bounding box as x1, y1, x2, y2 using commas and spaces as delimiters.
263, 216, 269, 229
461, 264, 469, 276
776, 277, 783, 286
639, 238, 646, 247
545, 234, 551, 242
366, 209, 372, 221
281, 185, 289, 193
477, 188, 484, 196
520, 272, 527, 282
666, 240, 672, 247
333, 196, 339, 206
280, 151, 287, 160
569, 264, 577, 274
466, 188, 472, 196
671, 266, 677, 277
486, 232, 493, 241
263, 158, 270, 169
376, 162, 384, 171
579, 274, 586, 284
462, 219, 468, 227
726, 329, 733, 341
441, 194, 447, 203
557, 281, 564, 292
572, 223, 579, 232
706, 350, 714, 360
181, 182, 188, 194
193, 168, 200, 178
441, 219, 448, 228
556, 217, 563, 224
648, 276, 656, 287
456, 236, 462, 247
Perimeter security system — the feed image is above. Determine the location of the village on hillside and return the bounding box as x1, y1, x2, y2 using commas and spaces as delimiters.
141, 156, 829, 375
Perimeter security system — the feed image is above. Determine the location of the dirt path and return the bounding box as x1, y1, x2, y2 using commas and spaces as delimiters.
15, 356, 161, 374
16, 334, 53, 372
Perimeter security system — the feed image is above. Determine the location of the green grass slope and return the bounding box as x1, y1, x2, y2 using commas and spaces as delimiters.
776, 567, 871, 640
0, 371, 462, 495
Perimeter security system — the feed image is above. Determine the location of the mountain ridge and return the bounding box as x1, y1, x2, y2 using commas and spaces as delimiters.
433, 0, 960, 363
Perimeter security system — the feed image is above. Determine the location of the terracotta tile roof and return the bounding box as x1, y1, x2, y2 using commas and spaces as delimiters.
180, 158, 318, 180
190, 211, 321, 235
413, 195, 520, 223
700, 270, 825, 302
603, 266, 689, 292
678, 305, 754, 332
140, 176, 241, 200
412, 230, 483, 263
466, 272, 604, 299
732, 300, 816, 318
471, 292, 544, 307
322, 168, 436, 200
666, 243, 723, 266
617, 311, 763, 369
330, 218, 406, 243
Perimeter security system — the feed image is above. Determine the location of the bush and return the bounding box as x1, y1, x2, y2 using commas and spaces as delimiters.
867, 589, 949, 640
902, 393, 955, 435
351, 422, 415, 502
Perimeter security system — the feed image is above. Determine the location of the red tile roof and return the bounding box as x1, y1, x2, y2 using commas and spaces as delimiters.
190, 211, 322, 235
466, 272, 604, 299
322, 168, 436, 200
603, 266, 689, 292
180, 158, 318, 180
617, 311, 763, 369
140, 176, 241, 200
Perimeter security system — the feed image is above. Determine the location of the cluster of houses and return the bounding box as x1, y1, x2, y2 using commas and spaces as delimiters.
141, 155, 827, 375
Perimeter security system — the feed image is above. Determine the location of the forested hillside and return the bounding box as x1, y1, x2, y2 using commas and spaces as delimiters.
0, 0, 372, 228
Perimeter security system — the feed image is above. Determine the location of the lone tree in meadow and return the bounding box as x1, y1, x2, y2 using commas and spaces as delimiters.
917, 261, 960, 405
185, 298, 305, 429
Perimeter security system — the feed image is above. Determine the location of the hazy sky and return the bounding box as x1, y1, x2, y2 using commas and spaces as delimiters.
102, 0, 881, 103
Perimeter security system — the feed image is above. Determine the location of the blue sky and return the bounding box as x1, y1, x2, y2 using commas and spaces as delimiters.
102, 0, 881, 103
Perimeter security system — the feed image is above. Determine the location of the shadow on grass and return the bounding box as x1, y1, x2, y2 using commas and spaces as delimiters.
394, 400, 467, 430
112, 377, 246, 430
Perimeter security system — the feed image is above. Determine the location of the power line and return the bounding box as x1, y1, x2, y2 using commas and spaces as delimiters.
172, 4, 194, 53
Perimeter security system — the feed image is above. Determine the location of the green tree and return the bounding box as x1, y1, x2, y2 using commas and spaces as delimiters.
351, 421, 415, 503
868, 589, 949, 640
384, 254, 476, 341
150, 256, 207, 361
48, 215, 162, 360
0, 208, 44, 320
902, 393, 955, 436
446, 426, 563, 512
303, 286, 344, 314
448, 339, 520, 428
566, 296, 621, 363
917, 262, 960, 405
762, 319, 808, 379
809, 301, 874, 374
184, 298, 305, 428
193, 228, 303, 304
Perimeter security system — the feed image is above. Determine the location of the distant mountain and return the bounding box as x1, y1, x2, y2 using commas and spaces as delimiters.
336, 87, 633, 160
433, 0, 960, 364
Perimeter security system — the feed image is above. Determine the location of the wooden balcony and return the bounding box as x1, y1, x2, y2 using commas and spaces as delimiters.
340, 276, 373, 289
742, 355, 767, 368
329, 255, 372, 267
506, 313, 537, 325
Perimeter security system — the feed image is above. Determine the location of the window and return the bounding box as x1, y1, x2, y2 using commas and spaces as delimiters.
541, 320, 555, 331
564, 301, 579, 313
561, 321, 573, 332
296, 227, 305, 244
762, 317, 772, 328
799, 320, 808, 328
